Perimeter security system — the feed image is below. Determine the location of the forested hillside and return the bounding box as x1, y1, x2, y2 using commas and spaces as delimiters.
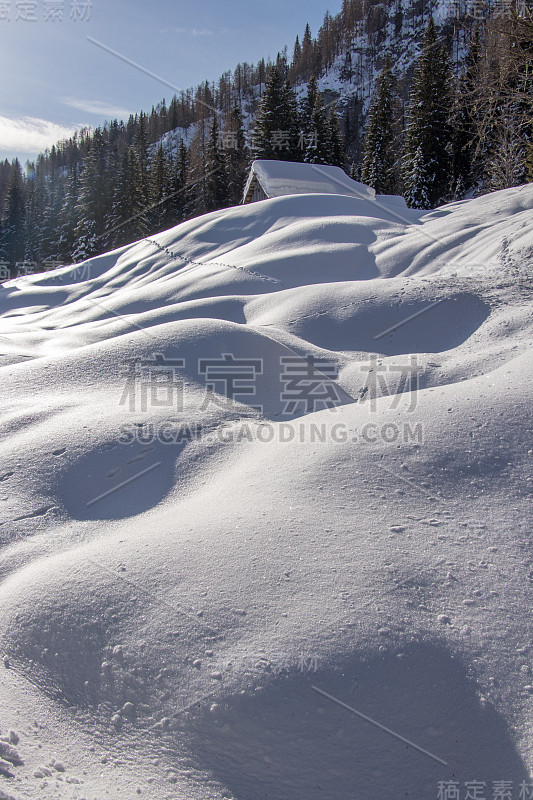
0, 0, 531, 274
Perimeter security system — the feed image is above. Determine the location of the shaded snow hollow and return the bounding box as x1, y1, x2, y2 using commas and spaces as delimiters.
0, 186, 532, 800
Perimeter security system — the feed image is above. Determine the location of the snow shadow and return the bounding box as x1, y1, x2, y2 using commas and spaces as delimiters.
188, 642, 529, 800
297, 292, 490, 355
0, 284, 70, 312
59, 437, 181, 521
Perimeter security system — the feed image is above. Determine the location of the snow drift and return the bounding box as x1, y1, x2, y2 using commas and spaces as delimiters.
0, 185, 532, 800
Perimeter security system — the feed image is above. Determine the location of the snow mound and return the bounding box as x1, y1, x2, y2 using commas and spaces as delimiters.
0, 184, 532, 800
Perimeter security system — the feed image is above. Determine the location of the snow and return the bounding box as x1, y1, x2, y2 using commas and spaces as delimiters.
244, 159, 376, 201
0, 184, 532, 799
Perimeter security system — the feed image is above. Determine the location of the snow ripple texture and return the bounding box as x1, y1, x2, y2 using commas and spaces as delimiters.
0, 186, 532, 799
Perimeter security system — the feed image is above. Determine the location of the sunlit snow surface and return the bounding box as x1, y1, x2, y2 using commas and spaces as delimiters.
0, 186, 532, 799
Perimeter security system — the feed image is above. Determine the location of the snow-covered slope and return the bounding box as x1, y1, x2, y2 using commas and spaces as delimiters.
0, 185, 532, 800
313, 0, 471, 117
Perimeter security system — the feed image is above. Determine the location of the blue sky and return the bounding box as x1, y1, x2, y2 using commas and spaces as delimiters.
0, 0, 339, 163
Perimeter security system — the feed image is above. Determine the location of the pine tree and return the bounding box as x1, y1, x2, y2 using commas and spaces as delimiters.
361, 54, 398, 193
292, 35, 302, 68
327, 107, 345, 168
186, 117, 210, 217
276, 50, 289, 80
149, 144, 171, 232
302, 24, 313, 80
22, 164, 40, 262
300, 75, 319, 132
205, 115, 227, 211
26, 157, 55, 263
73, 129, 110, 260
58, 164, 80, 261
302, 82, 331, 164
402, 18, 453, 208
3, 160, 25, 265
224, 105, 249, 206
105, 148, 148, 249
169, 139, 189, 223
350, 161, 361, 181
312, 40, 323, 77
450, 30, 481, 197
40, 178, 65, 261
133, 111, 150, 206
252, 66, 301, 161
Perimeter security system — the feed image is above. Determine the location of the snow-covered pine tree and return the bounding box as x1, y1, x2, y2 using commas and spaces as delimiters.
104, 148, 147, 251
169, 139, 189, 223
224, 105, 249, 206
361, 54, 398, 194
57, 163, 79, 261
26, 157, 59, 264
326, 107, 345, 168
205, 115, 227, 211
73, 129, 110, 260
405, 145, 430, 208
303, 84, 331, 164
3, 160, 25, 265
402, 18, 453, 208
21, 164, 39, 262
252, 66, 301, 161
133, 111, 150, 207
186, 117, 210, 217
300, 77, 329, 163
149, 144, 171, 233
300, 75, 319, 135
40, 178, 65, 262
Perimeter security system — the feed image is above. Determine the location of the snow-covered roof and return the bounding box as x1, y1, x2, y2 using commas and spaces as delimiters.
242, 159, 376, 203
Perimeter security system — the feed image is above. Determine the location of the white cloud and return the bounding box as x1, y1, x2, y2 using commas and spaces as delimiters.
0, 115, 78, 154
175, 26, 214, 36
61, 98, 132, 118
